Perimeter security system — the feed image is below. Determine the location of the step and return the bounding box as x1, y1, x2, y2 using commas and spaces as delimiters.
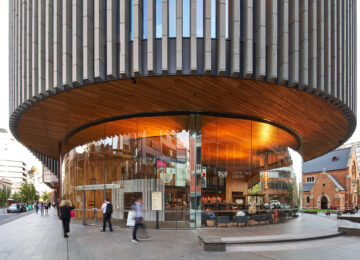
199, 231, 344, 251
337, 219, 360, 236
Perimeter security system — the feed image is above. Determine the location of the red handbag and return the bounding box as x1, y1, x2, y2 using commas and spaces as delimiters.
70, 210, 75, 218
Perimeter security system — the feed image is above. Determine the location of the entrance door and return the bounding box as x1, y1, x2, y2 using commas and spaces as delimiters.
161, 188, 190, 229
82, 188, 104, 225
321, 196, 328, 209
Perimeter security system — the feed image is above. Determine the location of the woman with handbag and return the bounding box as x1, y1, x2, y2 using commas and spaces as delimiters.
60, 200, 75, 238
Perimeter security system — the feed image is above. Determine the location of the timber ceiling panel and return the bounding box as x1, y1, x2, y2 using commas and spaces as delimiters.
16, 76, 348, 161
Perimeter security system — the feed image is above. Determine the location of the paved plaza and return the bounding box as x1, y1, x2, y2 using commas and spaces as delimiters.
0, 209, 360, 260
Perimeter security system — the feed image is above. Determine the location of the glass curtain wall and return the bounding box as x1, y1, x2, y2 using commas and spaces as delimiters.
61, 114, 302, 229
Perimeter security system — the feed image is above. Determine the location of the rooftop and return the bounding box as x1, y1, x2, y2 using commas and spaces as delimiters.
303, 148, 351, 174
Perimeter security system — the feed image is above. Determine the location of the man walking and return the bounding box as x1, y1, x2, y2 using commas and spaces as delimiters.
132, 197, 151, 242
101, 198, 113, 232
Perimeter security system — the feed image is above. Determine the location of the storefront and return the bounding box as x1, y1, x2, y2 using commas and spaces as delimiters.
61, 113, 302, 229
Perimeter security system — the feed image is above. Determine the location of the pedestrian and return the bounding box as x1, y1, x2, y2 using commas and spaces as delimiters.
40, 202, 44, 215
356, 205, 359, 213
100, 198, 113, 232
35, 201, 39, 214
45, 202, 49, 215
56, 199, 60, 218
60, 200, 75, 238
132, 197, 151, 243
16, 202, 20, 214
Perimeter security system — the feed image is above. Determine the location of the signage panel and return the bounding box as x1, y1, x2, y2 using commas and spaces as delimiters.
75, 184, 121, 191
152, 191, 163, 211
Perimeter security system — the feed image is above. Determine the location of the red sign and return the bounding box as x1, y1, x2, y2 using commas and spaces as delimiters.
156, 160, 167, 168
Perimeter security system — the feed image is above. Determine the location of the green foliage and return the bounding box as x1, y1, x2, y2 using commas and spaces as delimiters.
12, 191, 22, 202
303, 208, 336, 212
19, 182, 39, 203
0, 187, 11, 206
42, 192, 50, 202
248, 183, 260, 195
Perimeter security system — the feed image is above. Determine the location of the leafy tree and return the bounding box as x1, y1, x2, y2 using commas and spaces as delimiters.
19, 182, 39, 203
0, 187, 11, 206
12, 192, 22, 202
42, 192, 50, 202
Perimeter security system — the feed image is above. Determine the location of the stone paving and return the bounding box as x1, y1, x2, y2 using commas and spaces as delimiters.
0, 208, 360, 260
198, 213, 338, 239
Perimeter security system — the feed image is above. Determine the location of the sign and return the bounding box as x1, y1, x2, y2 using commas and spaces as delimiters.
264, 170, 269, 190
152, 191, 163, 211
75, 184, 121, 191
156, 160, 167, 168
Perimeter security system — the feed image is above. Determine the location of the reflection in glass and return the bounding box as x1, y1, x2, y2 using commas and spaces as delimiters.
62, 114, 302, 229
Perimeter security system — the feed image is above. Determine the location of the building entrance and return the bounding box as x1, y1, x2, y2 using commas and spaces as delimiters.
321, 196, 328, 209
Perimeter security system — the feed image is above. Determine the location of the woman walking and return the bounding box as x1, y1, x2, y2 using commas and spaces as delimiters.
60, 200, 75, 238
44, 202, 49, 215
40, 202, 44, 216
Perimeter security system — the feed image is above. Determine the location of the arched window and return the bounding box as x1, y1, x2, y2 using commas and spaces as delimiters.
306, 196, 310, 203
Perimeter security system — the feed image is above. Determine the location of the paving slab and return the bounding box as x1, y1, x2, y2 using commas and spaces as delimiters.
1, 208, 360, 259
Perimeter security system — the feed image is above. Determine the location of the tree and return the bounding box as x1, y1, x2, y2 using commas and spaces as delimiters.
42, 192, 50, 202
0, 187, 11, 206
12, 192, 22, 202
19, 182, 39, 203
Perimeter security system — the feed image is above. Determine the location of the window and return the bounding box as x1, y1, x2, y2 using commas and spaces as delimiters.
169, 0, 176, 37
306, 176, 315, 183
196, 0, 203, 37
156, 0, 162, 38
143, 0, 147, 39
306, 196, 310, 203
211, 0, 216, 38
130, 0, 134, 40
134, 0, 230, 39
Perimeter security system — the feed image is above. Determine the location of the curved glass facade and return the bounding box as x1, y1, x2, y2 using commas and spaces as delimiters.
61, 114, 302, 229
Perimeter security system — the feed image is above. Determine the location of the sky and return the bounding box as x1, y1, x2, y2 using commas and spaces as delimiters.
0, 0, 359, 170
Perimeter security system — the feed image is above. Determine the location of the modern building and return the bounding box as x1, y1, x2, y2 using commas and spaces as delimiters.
303, 147, 359, 210
0, 178, 12, 191
0, 128, 29, 193
9, 1, 356, 228
0, 159, 28, 194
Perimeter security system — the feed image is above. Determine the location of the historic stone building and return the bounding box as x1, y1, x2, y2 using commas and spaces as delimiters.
303, 147, 359, 210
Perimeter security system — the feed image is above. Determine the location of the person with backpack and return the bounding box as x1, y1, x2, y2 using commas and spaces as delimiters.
101, 198, 113, 232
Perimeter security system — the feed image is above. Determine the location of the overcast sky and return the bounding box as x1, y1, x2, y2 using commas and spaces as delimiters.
0, 1, 359, 166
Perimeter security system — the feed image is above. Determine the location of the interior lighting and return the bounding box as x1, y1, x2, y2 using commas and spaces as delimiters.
264, 170, 268, 190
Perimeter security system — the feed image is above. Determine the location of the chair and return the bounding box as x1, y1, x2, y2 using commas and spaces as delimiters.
278, 212, 286, 223
234, 216, 249, 227
216, 216, 230, 227
265, 214, 273, 224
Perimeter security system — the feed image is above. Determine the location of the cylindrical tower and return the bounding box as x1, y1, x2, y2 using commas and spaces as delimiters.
8, 0, 357, 228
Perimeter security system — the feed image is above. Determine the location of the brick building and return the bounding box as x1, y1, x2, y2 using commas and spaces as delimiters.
303, 147, 359, 210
